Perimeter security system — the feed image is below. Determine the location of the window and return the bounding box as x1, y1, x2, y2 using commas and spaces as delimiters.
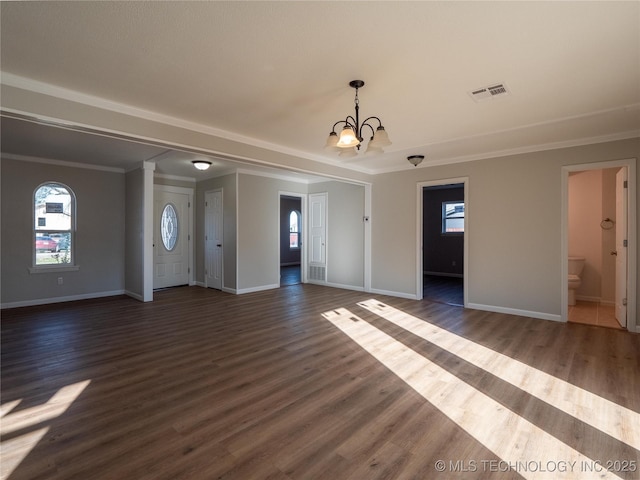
289, 210, 300, 249
442, 201, 464, 234
34, 183, 75, 267
160, 203, 179, 251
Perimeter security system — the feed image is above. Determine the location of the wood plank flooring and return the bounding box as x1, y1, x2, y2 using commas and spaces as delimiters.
1, 285, 638, 480
423, 275, 463, 306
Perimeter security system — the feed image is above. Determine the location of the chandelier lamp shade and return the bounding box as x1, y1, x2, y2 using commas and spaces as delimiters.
192, 160, 212, 171
325, 80, 391, 156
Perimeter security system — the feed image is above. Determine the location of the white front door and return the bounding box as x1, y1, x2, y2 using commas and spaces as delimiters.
308, 192, 327, 283
154, 187, 191, 289
615, 167, 628, 327
205, 190, 223, 290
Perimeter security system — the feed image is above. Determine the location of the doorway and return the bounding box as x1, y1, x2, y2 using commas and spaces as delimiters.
563, 159, 636, 331
153, 185, 194, 289
280, 194, 304, 286
205, 189, 223, 290
418, 178, 468, 305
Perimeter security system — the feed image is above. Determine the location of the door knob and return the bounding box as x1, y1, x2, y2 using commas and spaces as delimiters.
611, 251, 617, 256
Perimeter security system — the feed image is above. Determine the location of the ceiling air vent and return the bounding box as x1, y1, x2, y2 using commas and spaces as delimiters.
469, 83, 510, 102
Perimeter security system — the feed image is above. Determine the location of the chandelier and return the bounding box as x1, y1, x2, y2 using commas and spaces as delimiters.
325, 80, 391, 157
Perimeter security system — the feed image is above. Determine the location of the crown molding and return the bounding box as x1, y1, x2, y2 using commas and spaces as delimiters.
0, 152, 125, 173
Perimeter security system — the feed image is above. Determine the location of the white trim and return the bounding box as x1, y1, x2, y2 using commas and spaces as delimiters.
1, 290, 125, 310
325, 281, 364, 292
143, 162, 155, 302
561, 158, 637, 332
240, 168, 317, 185
154, 173, 196, 183
204, 188, 224, 290
364, 184, 372, 293
467, 302, 563, 323
2, 152, 125, 173
279, 191, 307, 285
575, 295, 602, 303
5, 73, 639, 177
417, 177, 469, 305
234, 173, 240, 293
369, 288, 419, 300
424, 271, 464, 278
29, 265, 80, 274
125, 290, 144, 302
376, 132, 640, 175
1, 73, 372, 174
236, 284, 279, 295
153, 184, 195, 289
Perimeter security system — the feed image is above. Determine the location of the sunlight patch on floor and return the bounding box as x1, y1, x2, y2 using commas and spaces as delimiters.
0, 380, 91, 480
322, 308, 623, 480
357, 299, 640, 452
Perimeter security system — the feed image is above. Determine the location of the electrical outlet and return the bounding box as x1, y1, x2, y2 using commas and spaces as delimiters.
452, 261, 456, 266
57, 277, 63, 285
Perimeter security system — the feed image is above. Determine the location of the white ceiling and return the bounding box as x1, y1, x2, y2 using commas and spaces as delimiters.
1, 1, 639, 179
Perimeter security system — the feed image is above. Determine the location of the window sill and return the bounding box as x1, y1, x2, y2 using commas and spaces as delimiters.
29, 265, 80, 274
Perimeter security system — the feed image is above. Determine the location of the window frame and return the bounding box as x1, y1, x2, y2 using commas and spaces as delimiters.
30, 182, 79, 273
442, 201, 465, 235
289, 210, 301, 250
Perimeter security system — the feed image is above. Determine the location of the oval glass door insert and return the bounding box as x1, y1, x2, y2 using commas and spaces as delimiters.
161, 203, 178, 251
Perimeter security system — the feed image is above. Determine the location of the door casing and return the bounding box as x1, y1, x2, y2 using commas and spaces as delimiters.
153, 185, 194, 289
561, 159, 637, 331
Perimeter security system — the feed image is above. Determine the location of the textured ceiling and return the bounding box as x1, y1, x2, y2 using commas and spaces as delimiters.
1, 1, 639, 178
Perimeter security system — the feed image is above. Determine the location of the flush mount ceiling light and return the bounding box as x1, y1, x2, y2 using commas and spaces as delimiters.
192, 160, 212, 171
407, 155, 424, 167
325, 80, 391, 156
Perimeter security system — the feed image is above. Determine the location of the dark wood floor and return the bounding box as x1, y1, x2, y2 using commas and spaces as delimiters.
1, 285, 638, 480
280, 265, 301, 286
423, 275, 463, 306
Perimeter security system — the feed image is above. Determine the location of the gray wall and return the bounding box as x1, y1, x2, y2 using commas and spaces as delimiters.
236, 174, 306, 292
125, 168, 144, 299
372, 138, 639, 323
1, 158, 125, 306
309, 181, 366, 289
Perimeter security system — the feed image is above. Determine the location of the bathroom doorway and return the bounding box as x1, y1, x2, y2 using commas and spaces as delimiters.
417, 178, 469, 305
563, 160, 636, 331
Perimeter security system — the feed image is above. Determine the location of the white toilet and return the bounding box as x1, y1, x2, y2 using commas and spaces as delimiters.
568, 256, 586, 306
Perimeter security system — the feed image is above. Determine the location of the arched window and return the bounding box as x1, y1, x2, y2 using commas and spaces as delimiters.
289, 210, 300, 249
34, 182, 75, 267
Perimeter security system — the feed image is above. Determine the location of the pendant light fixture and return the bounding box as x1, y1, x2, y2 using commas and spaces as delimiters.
192, 160, 212, 171
407, 155, 424, 167
325, 80, 391, 156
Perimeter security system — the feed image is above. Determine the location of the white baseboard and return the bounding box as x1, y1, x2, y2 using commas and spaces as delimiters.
236, 283, 279, 295
467, 302, 563, 322
424, 271, 464, 278
1, 290, 126, 309
325, 281, 364, 293
369, 288, 419, 300
125, 290, 144, 302
576, 295, 601, 303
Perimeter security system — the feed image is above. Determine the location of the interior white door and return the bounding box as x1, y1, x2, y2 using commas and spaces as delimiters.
205, 190, 223, 290
154, 189, 190, 289
308, 192, 327, 282
615, 167, 628, 327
